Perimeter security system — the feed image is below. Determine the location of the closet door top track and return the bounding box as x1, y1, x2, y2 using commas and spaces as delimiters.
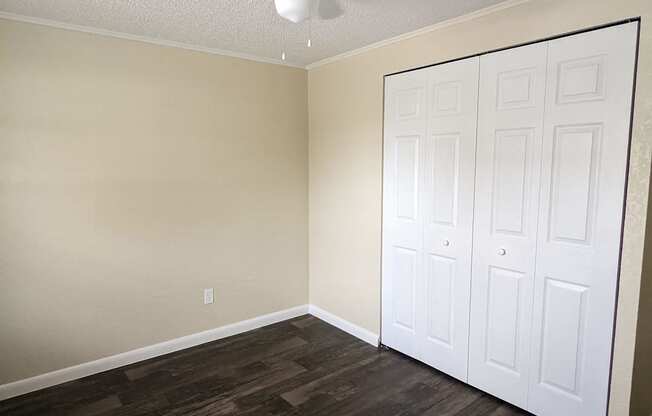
384, 17, 640, 79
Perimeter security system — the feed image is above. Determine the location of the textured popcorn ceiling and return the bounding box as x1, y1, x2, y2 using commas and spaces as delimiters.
0, 0, 506, 67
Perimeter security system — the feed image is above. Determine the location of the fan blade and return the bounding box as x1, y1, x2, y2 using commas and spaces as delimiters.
317, 0, 344, 20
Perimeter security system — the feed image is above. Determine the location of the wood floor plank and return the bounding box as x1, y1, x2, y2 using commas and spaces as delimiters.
419, 378, 484, 416
68, 395, 122, 416
295, 355, 435, 416
0, 315, 532, 416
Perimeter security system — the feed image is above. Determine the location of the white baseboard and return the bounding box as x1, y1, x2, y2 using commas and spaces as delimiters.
308, 305, 379, 347
0, 304, 379, 401
0, 304, 309, 401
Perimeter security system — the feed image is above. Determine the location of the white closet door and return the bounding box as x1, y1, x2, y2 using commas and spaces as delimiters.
382, 70, 427, 358
418, 57, 479, 381
382, 57, 478, 379
528, 23, 638, 416
468, 43, 548, 407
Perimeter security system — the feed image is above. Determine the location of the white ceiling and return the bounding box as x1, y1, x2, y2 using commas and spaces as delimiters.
0, 0, 507, 67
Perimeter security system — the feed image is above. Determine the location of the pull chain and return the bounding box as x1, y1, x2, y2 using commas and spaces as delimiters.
307, 14, 312, 47
281, 21, 287, 60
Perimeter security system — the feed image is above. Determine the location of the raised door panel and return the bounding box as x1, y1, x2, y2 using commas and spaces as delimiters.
491, 128, 532, 235
396, 88, 424, 120
419, 56, 479, 382
395, 136, 420, 221
382, 70, 427, 358
538, 278, 588, 397
548, 124, 601, 245
425, 254, 455, 346
432, 81, 462, 117
429, 134, 459, 226
392, 247, 418, 331
528, 23, 638, 416
485, 267, 523, 374
468, 42, 548, 408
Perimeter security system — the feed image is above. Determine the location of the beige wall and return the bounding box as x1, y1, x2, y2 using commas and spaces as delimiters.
2, 1, 651, 413
0, 19, 308, 384
307, 0, 652, 414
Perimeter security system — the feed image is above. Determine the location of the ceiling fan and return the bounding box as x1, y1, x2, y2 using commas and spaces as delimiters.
274, 0, 343, 23
274, 0, 344, 61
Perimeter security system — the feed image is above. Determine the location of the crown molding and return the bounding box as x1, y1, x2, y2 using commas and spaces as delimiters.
305, 0, 531, 70
0, 11, 305, 69
1, 0, 531, 71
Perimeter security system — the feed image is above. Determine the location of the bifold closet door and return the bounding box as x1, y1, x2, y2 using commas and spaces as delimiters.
383, 22, 637, 416
382, 57, 479, 381
527, 23, 637, 416
418, 58, 479, 381
468, 42, 547, 408
382, 69, 427, 358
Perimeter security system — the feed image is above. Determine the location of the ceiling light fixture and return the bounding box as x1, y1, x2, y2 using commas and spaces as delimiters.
275, 0, 343, 61
274, 0, 313, 24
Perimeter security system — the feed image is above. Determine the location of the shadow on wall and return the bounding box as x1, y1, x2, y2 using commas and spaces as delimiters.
630, 156, 652, 416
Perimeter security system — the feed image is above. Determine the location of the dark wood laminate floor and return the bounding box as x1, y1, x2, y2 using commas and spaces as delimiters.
0, 315, 531, 416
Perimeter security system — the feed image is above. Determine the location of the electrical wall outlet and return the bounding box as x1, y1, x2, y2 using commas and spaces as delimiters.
203, 288, 214, 305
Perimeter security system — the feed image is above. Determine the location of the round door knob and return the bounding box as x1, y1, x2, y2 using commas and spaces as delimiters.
497, 248, 506, 256
443, 240, 450, 247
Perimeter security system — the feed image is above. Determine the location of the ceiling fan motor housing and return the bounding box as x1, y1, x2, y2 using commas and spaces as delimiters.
274, 0, 313, 23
